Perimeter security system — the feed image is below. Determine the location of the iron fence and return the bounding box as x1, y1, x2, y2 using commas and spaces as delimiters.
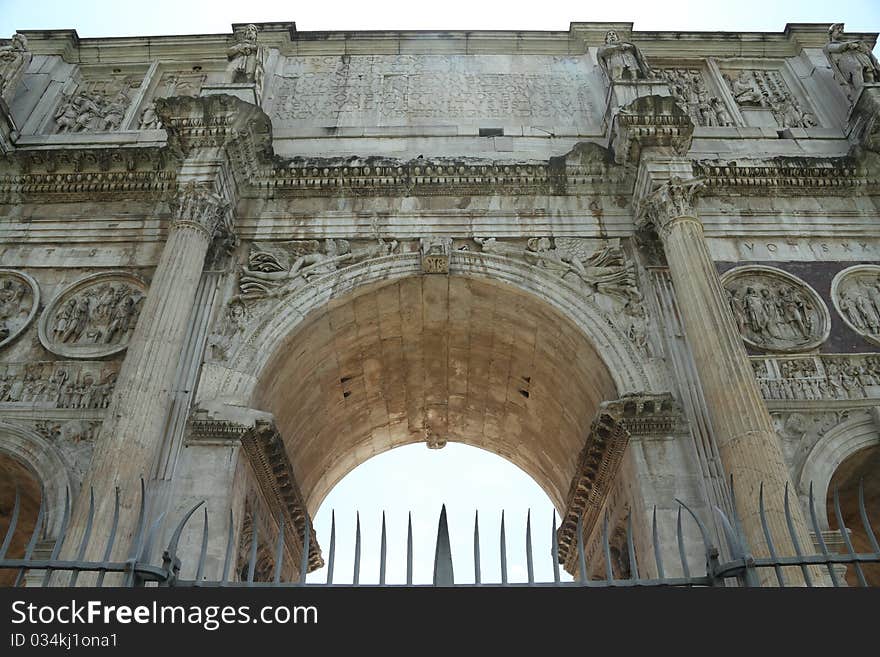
1, 478, 879, 587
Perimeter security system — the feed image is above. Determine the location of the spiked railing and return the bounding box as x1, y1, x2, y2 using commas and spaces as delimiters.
1, 479, 879, 587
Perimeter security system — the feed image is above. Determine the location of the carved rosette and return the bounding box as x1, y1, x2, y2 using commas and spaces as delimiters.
721, 266, 830, 353
0, 269, 39, 350
171, 182, 233, 241
831, 265, 880, 345
38, 271, 147, 359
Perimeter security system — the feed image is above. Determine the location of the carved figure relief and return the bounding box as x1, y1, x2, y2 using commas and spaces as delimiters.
659, 68, 733, 127
0, 270, 39, 350
832, 265, 880, 345
0, 361, 118, 408
721, 69, 818, 129
596, 30, 654, 82
722, 266, 829, 352
38, 272, 146, 358
0, 33, 31, 104
206, 300, 249, 361
51, 72, 143, 134
824, 23, 880, 101
475, 237, 641, 307
753, 354, 880, 402
238, 234, 400, 301
420, 236, 452, 274
137, 101, 161, 130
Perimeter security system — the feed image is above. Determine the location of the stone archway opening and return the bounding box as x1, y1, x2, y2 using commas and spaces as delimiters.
826, 445, 880, 587
0, 452, 42, 586
253, 275, 619, 517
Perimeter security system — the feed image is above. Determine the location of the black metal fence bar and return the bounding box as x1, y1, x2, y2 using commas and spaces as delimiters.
2, 478, 879, 588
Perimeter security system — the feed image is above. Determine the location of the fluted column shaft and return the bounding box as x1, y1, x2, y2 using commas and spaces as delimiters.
62, 183, 230, 565
644, 178, 819, 583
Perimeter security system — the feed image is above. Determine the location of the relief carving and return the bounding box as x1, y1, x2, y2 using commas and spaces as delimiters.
722, 69, 817, 129
0, 269, 39, 350
206, 300, 249, 362
474, 237, 641, 307
238, 234, 399, 301
722, 266, 829, 353
53, 84, 134, 134
0, 361, 118, 408
824, 23, 880, 101
660, 68, 733, 127
38, 272, 146, 359
831, 265, 880, 345
752, 354, 880, 401
0, 33, 31, 105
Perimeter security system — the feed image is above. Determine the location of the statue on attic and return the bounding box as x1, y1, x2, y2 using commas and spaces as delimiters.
824, 23, 880, 101
597, 30, 654, 83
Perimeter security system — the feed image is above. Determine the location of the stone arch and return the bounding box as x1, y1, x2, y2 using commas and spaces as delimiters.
0, 421, 74, 540
797, 413, 880, 530
203, 250, 665, 515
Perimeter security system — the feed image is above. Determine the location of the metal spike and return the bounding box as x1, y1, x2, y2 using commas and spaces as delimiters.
858, 478, 880, 553
406, 512, 413, 586
15, 491, 46, 587
433, 505, 454, 586
473, 510, 481, 585
95, 488, 120, 588
602, 511, 613, 582
165, 501, 204, 565
379, 511, 387, 585
246, 514, 258, 584
299, 513, 310, 585
652, 506, 665, 579
833, 486, 867, 587
783, 483, 812, 587
353, 512, 361, 585
676, 506, 691, 579
500, 511, 508, 585
221, 509, 234, 584
42, 487, 70, 587
0, 486, 20, 560
808, 483, 839, 587
140, 510, 167, 565
69, 488, 95, 586
127, 479, 148, 564
526, 509, 534, 585
273, 514, 285, 584
551, 511, 560, 585
195, 508, 209, 583
576, 515, 588, 585
326, 510, 336, 585
759, 483, 786, 587
626, 514, 638, 580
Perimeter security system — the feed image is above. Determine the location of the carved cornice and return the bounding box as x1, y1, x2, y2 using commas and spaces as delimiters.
239, 419, 323, 572
611, 95, 694, 167
155, 94, 273, 177
556, 393, 679, 573
693, 157, 872, 194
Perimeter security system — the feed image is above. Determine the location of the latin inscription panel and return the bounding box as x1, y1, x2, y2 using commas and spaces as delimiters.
266, 55, 602, 130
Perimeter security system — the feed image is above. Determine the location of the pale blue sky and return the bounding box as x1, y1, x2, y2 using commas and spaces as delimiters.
3, 0, 877, 584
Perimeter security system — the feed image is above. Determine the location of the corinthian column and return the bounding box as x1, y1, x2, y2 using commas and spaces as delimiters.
62, 182, 232, 566
639, 176, 819, 583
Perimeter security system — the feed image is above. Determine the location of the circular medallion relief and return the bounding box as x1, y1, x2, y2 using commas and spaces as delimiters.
721, 266, 829, 353
38, 271, 147, 359
0, 269, 40, 350
831, 265, 880, 346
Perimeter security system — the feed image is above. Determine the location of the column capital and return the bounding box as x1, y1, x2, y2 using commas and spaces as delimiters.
170, 181, 233, 241
636, 175, 706, 238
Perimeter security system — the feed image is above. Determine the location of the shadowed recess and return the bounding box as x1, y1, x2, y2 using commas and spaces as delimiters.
0, 453, 42, 587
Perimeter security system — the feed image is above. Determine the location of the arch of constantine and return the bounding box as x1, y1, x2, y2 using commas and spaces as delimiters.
0, 20, 879, 585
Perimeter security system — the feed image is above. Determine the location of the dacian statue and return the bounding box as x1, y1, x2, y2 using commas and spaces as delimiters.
824, 23, 880, 100
0, 33, 31, 105
226, 24, 266, 92
597, 30, 653, 82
